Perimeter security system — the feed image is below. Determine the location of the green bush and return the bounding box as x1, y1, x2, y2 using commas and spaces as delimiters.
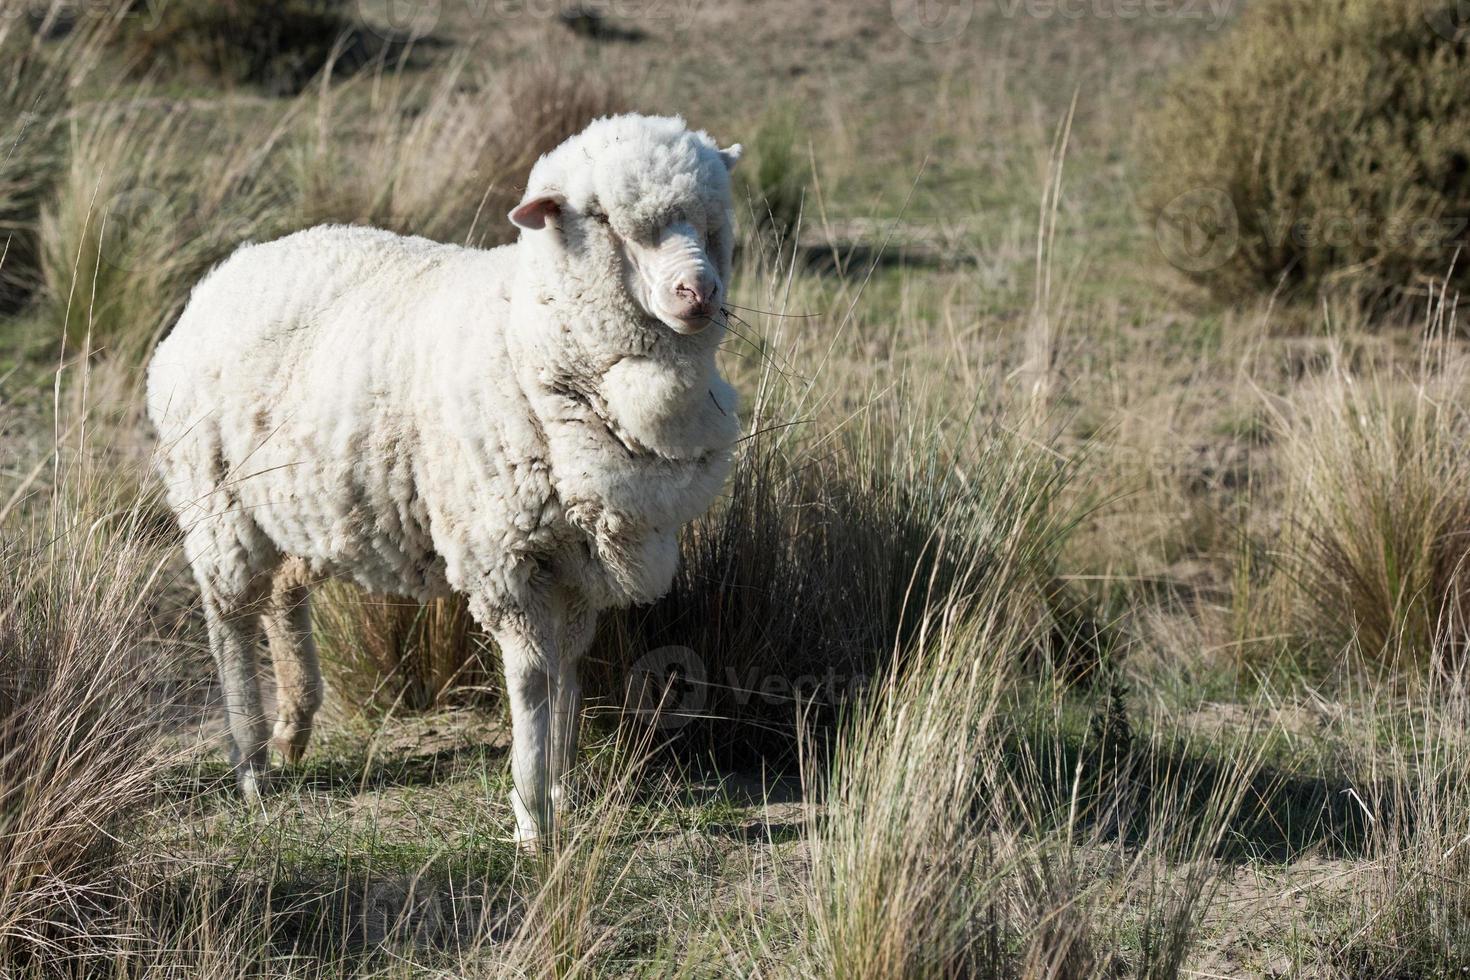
1143, 0, 1470, 307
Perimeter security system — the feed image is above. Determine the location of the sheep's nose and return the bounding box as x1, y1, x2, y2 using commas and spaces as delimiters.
672, 279, 718, 319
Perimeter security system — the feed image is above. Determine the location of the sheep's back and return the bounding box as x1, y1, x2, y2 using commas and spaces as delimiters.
147, 225, 531, 598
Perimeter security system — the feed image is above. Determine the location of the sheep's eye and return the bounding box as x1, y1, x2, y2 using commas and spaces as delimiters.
586, 207, 611, 226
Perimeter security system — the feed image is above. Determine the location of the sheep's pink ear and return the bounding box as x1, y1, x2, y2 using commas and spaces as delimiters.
718, 144, 743, 172
509, 194, 564, 231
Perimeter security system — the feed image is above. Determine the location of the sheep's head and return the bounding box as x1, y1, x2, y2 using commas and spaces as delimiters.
509, 113, 741, 337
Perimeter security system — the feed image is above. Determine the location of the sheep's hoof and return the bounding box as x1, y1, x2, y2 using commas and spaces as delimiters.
551, 783, 579, 815
272, 719, 312, 765
513, 830, 541, 856
236, 767, 270, 814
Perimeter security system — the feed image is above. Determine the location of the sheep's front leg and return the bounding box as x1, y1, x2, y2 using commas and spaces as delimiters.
488, 614, 558, 848
550, 595, 594, 813
550, 655, 582, 814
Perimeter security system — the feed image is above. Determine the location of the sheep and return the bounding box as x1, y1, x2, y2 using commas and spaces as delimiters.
146, 113, 743, 846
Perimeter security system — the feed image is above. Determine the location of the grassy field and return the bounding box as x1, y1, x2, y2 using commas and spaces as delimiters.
5, 0, 1470, 976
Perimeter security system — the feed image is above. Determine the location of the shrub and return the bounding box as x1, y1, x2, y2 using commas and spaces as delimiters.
1142, 0, 1470, 307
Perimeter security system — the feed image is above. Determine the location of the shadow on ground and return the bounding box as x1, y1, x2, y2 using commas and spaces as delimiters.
1002, 727, 1395, 863
161, 740, 509, 804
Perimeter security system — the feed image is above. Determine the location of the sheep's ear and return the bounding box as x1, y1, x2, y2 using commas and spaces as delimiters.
718, 144, 743, 172
509, 194, 564, 231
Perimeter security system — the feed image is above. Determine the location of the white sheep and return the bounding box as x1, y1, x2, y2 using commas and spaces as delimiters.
147, 113, 743, 845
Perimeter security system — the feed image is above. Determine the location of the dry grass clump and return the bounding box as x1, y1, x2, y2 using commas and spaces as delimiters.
1265, 316, 1470, 666
1143, 0, 1470, 306
297, 58, 625, 248
1328, 653, 1470, 974
802, 583, 1027, 976
313, 586, 495, 715
587, 399, 1074, 764
801, 548, 1258, 977
0, 460, 183, 964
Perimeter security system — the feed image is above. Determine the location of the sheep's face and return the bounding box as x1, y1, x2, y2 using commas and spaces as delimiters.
509, 114, 742, 338
608, 211, 731, 336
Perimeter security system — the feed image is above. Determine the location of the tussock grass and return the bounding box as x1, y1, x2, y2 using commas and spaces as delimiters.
1264, 298, 1470, 666
1324, 640, 1470, 974
39, 99, 296, 357
0, 451, 184, 965
590, 404, 1074, 764
802, 549, 1264, 978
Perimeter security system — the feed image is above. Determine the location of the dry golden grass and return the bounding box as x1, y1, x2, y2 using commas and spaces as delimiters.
1264, 295, 1470, 667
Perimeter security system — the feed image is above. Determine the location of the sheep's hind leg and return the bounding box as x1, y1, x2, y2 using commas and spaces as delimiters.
201, 589, 271, 804
264, 559, 322, 765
